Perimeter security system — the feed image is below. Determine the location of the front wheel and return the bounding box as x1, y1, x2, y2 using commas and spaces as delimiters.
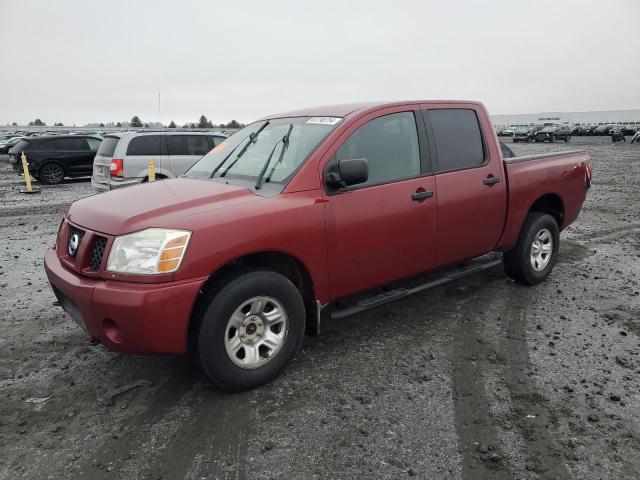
195, 269, 306, 391
503, 212, 559, 285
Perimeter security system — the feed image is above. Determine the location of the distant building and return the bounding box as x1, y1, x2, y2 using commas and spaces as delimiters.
491, 109, 640, 130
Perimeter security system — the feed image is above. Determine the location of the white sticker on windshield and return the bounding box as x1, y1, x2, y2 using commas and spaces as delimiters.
306, 117, 342, 125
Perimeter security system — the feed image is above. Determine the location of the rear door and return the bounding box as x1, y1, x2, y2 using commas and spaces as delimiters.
323, 107, 438, 299
420, 105, 507, 268
56, 137, 93, 176
124, 135, 167, 179
167, 135, 211, 176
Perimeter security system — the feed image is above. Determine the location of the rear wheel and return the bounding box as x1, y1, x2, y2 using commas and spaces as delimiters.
503, 212, 559, 285
194, 269, 306, 391
39, 163, 65, 184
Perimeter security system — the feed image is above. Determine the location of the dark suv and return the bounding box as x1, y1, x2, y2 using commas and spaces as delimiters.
512, 126, 534, 143
533, 125, 571, 143
9, 135, 102, 184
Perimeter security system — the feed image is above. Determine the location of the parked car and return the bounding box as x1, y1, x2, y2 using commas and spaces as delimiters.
45, 100, 592, 391
0, 136, 23, 154
498, 128, 514, 137
610, 126, 626, 142
593, 124, 613, 136
8, 135, 102, 184
576, 125, 596, 136
622, 125, 638, 136
512, 126, 534, 143
91, 132, 227, 191
534, 125, 571, 142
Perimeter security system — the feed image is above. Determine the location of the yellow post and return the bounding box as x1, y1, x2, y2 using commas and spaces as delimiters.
148, 159, 156, 182
19, 151, 40, 194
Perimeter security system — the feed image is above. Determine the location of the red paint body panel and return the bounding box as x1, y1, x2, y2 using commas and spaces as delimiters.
45, 247, 205, 354
496, 151, 590, 250
43, 100, 590, 355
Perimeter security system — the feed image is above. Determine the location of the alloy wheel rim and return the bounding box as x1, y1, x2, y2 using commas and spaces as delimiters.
224, 296, 288, 369
42, 164, 62, 183
530, 228, 553, 272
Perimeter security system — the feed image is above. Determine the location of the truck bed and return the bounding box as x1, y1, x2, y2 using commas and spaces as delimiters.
497, 149, 591, 251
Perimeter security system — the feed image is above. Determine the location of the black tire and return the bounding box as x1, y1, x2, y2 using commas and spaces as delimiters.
39, 163, 65, 184
195, 269, 305, 391
503, 212, 559, 285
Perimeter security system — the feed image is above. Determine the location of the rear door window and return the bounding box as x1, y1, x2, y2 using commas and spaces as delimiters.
58, 138, 89, 151
167, 135, 210, 156
335, 111, 420, 187
426, 109, 486, 172
126, 135, 164, 156
500, 142, 515, 159
97, 136, 120, 156
36, 139, 59, 150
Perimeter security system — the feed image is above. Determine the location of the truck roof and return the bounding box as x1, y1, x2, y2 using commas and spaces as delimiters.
262, 100, 483, 120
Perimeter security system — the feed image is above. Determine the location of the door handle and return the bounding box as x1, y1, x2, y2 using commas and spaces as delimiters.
411, 190, 434, 201
483, 175, 501, 186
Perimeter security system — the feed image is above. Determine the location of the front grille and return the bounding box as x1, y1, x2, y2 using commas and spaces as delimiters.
90, 236, 107, 271
68, 226, 85, 257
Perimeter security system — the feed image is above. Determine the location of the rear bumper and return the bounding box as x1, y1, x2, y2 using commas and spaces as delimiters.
44, 246, 207, 354
91, 176, 144, 191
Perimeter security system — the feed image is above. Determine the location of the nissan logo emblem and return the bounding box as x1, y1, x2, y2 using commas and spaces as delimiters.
68, 233, 80, 256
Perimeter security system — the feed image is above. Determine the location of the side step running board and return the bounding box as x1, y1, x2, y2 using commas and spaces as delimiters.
330, 258, 502, 321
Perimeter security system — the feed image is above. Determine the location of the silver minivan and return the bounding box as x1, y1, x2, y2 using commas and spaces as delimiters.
91, 131, 227, 191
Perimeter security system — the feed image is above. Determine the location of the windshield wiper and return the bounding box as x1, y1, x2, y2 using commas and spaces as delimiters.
255, 124, 294, 190
219, 121, 270, 178
208, 121, 269, 178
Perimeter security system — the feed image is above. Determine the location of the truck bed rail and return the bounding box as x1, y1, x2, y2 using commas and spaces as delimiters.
504, 150, 587, 164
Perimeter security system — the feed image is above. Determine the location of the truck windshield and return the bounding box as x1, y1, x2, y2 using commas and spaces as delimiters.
186, 116, 342, 185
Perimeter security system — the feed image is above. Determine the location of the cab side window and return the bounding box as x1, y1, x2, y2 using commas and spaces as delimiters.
335, 112, 420, 187
427, 109, 486, 172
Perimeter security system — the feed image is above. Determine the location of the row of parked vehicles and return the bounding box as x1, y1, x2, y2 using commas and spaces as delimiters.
511, 125, 573, 143
2, 130, 228, 185
498, 123, 640, 142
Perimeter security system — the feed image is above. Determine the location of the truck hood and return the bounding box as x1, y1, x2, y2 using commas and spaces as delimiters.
67, 178, 263, 235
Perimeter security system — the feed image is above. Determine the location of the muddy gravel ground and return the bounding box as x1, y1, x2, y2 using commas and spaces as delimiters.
0, 136, 639, 480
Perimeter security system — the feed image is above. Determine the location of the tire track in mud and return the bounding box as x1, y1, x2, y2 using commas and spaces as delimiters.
448, 274, 516, 480
448, 267, 573, 479
76, 368, 254, 480
76, 371, 198, 479
147, 388, 253, 480
498, 290, 572, 479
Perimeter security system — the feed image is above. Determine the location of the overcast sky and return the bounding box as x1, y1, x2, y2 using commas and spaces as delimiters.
0, 0, 638, 126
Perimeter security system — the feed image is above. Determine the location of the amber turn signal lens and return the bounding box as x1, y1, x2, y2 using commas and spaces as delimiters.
157, 259, 181, 272
159, 249, 183, 261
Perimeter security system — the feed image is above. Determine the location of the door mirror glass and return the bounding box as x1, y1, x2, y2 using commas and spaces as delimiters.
326, 157, 368, 189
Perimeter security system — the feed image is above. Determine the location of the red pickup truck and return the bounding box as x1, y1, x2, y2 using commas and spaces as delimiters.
45, 101, 592, 391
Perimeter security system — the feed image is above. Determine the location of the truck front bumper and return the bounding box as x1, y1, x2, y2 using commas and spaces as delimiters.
44, 246, 206, 354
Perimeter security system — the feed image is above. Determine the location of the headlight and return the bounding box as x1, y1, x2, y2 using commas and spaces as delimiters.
106, 228, 191, 275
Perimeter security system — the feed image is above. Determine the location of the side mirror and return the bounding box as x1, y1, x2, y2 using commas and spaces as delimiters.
326, 158, 368, 189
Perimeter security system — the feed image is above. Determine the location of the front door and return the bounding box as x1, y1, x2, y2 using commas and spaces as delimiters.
324, 109, 438, 299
